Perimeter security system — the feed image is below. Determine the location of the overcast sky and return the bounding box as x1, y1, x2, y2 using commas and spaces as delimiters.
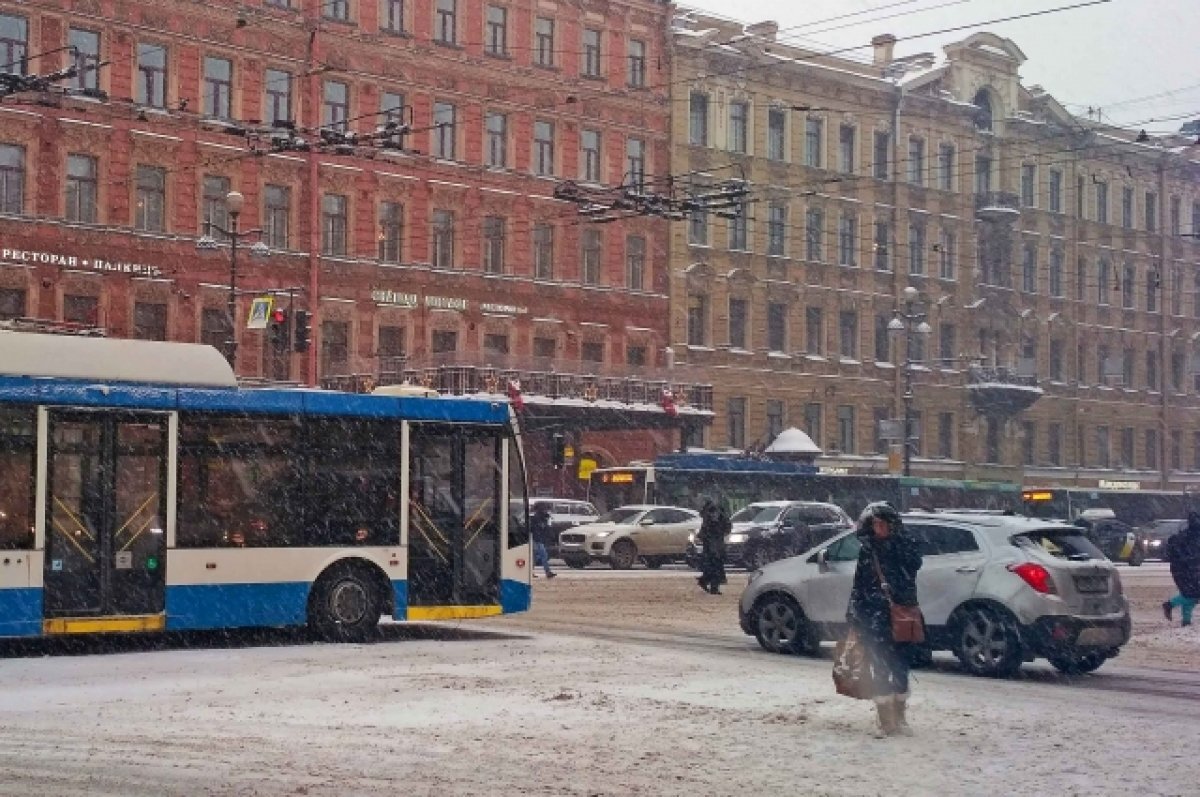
679, 0, 1199, 132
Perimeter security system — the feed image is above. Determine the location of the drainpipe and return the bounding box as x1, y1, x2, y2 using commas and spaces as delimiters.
304, 24, 322, 387
1158, 154, 1169, 489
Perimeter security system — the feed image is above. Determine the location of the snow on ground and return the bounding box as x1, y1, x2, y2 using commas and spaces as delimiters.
0, 623, 1193, 797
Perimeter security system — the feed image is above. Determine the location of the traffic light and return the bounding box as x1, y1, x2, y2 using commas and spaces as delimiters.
269, 308, 290, 351
293, 310, 311, 353
551, 433, 566, 469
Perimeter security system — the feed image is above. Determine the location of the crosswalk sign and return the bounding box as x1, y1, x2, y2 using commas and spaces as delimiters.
247, 297, 274, 329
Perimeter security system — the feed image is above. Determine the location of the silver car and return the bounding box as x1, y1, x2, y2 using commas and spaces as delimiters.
558, 505, 701, 570
738, 512, 1131, 677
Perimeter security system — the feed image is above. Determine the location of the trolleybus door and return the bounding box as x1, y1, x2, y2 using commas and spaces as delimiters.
43, 411, 167, 625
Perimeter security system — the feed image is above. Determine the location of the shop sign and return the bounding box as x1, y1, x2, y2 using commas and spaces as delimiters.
425, 295, 468, 311
1, 247, 163, 278
820, 466, 851, 475
1098, 480, 1141, 491
371, 289, 418, 307
480, 302, 528, 315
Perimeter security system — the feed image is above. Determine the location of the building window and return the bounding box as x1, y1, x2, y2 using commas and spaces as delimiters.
939, 322, 956, 366
627, 39, 646, 88
1121, 348, 1135, 387
136, 43, 167, 108
0, 14, 28, 76
805, 307, 823, 355
1170, 196, 1181, 236
482, 216, 505, 274
687, 294, 707, 346
1049, 249, 1063, 297
875, 315, 891, 363
727, 398, 746, 450
728, 101, 749, 154
264, 69, 292, 126
728, 201, 748, 251
767, 203, 787, 257
1147, 269, 1159, 313
581, 229, 601, 285
323, 80, 349, 130
1146, 191, 1157, 232
873, 131, 889, 180
768, 302, 787, 353
1121, 186, 1134, 228
432, 209, 454, 268
1096, 181, 1108, 224
134, 166, 166, 232
1146, 429, 1159, 471
534, 17, 554, 67
938, 229, 956, 280
532, 336, 555, 360
1049, 168, 1063, 213
203, 56, 233, 120
937, 412, 954, 459
838, 125, 855, 173
68, 28, 100, 92
804, 403, 823, 450
65, 154, 98, 223
728, 297, 747, 349
324, 0, 349, 21
805, 118, 823, 167
133, 302, 167, 341
533, 223, 554, 280
838, 213, 857, 266
199, 179, 233, 246
1047, 422, 1062, 465
322, 194, 348, 256
263, 185, 290, 250
200, 308, 230, 351
479, 334, 509, 360
431, 329, 458, 354
1021, 164, 1036, 207
1021, 421, 1036, 466
1172, 350, 1185, 392
485, 112, 507, 168
1097, 260, 1111, 305
582, 29, 601, 77
435, 0, 456, 44
579, 129, 601, 183
1078, 257, 1088, 302
836, 405, 856, 454
378, 201, 403, 263
839, 311, 857, 359
380, 91, 405, 135
0, 144, 24, 214
689, 184, 709, 246
689, 93, 709, 146
1121, 263, 1135, 308
1194, 202, 1200, 236
937, 143, 954, 191
485, 5, 507, 55
625, 235, 645, 290
0, 287, 26, 319
1172, 268, 1183, 316
1077, 175, 1086, 219
381, 0, 405, 33
533, 120, 554, 176
433, 102, 456, 159
64, 294, 99, 326
766, 400, 784, 443
908, 136, 925, 186
767, 108, 786, 161
320, 320, 350, 375
974, 155, 991, 194
378, 326, 407, 370
1022, 242, 1037, 293
625, 137, 645, 190
1146, 350, 1158, 391
909, 222, 925, 276
805, 208, 824, 262
626, 345, 646, 367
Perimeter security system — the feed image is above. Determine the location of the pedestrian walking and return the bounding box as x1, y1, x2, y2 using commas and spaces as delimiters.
696, 497, 729, 595
530, 505, 557, 579
846, 502, 923, 737
1162, 511, 1200, 626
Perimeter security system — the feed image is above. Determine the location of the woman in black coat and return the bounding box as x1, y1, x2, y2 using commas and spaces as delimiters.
847, 501, 923, 736
696, 498, 729, 595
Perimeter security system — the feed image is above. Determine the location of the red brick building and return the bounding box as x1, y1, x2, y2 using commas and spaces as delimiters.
0, 0, 709, 494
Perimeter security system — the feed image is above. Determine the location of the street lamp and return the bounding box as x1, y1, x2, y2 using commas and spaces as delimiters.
889, 286, 932, 476
196, 190, 269, 367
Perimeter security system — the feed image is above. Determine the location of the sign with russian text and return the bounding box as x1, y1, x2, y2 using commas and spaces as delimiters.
1, 247, 163, 278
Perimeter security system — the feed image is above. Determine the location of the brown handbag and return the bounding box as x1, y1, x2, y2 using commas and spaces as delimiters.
872, 552, 926, 644
832, 628, 873, 700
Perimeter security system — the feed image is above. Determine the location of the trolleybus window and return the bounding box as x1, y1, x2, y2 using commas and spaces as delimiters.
0, 408, 35, 550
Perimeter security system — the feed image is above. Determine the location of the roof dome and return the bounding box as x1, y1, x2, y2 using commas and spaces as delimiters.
764, 427, 823, 456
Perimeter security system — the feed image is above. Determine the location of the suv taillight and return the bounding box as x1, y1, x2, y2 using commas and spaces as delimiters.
1008, 562, 1058, 595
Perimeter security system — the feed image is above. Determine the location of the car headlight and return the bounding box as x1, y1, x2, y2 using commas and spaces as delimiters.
728, 533, 747, 544
1148, 539, 1162, 547
591, 531, 610, 539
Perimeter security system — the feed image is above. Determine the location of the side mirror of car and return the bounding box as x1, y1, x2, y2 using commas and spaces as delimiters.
817, 548, 829, 572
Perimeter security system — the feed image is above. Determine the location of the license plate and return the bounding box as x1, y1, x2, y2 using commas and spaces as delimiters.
1073, 574, 1109, 594
1077, 626, 1123, 646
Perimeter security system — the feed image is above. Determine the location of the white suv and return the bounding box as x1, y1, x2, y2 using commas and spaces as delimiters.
738, 512, 1131, 676
558, 505, 701, 570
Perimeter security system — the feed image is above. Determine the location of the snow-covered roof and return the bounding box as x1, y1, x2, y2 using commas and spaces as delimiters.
0, 331, 236, 387
765, 427, 823, 455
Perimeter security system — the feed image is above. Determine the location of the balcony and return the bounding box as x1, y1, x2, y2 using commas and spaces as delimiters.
966, 364, 1043, 415
320, 352, 715, 418
975, 191, 1020, 223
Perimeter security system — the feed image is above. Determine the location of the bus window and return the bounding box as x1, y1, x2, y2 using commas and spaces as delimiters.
306, 420, 400, 546
0, 408, 35, 550
507, 438, 529, 549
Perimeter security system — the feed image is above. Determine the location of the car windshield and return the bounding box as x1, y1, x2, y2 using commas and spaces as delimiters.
730, 505, 785, 523
1012, 528, 1106, 561
596, 508, 644, 525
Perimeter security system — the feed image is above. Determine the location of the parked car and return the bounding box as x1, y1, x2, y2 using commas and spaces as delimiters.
739, 512, 1131, 677
1144, 519, 1186, 561
558, 505, 701, 570
1071, 510, 1146, 566
684, 501, 853, 570
513, 498, 600, 554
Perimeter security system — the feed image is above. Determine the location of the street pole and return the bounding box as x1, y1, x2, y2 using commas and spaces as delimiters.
227, 208, 240, 368
903, 304, 914, 477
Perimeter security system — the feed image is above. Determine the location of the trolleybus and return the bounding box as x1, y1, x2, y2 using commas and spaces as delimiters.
0, 332, 531, 640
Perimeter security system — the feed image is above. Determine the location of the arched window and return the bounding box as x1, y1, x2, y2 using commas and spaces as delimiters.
973, 89, 994, 132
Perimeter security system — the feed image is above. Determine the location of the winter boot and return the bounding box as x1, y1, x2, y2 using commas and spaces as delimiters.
1163, 601, 1174, 621
894, 695, 913, 736
873, 698, 898, 738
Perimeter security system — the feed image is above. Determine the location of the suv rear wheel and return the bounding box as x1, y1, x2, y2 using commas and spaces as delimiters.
953, 605, 1023, 677
753, 594, 815, 655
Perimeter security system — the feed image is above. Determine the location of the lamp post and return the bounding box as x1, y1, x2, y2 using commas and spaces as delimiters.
196, 190, 269, 368
888, 286, 932, 476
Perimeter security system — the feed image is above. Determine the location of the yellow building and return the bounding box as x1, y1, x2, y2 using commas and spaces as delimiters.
669, 10, 1200, 489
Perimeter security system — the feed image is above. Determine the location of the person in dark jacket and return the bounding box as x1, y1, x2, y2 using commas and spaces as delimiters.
1162, 511, 1200, 626
530, 506, 556, 579
696, 498, 730, 595
847, 501, 923, 737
